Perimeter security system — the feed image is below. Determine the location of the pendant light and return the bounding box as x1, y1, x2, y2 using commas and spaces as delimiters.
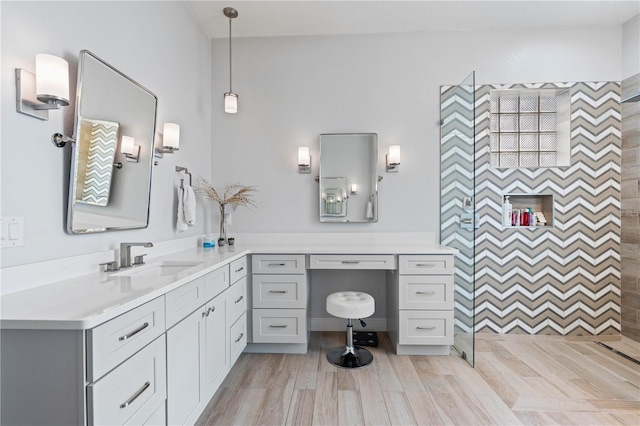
223, 7, 239, 114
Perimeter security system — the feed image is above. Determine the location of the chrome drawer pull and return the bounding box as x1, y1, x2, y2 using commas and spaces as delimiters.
268, 263, 286, 266
416, 263, 435, 268
234, 295, 244, 304
342, 260, 360, 264
416, 291, 436, 295
269, 290, 287, 294
120, 381, 150, 409
234, 333, 244, 343
118, 322, 149, 341
417, 326, 436, 331
269, 325, 288, 328
235, 266, 244, 273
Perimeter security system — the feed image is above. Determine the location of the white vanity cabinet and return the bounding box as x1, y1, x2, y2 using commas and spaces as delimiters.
227, 257, 248, 365
249, 254, 309, 351
387, 254, 455, 355
165, 265, 230, 426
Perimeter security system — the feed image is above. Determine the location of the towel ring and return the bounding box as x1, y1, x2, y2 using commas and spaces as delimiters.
175, 166, 192, 187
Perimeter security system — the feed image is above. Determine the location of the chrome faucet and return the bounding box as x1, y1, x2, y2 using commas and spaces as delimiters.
120, 242, 153, 268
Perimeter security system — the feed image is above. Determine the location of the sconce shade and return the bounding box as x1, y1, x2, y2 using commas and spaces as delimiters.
163, 123, 180, 150
298, 147, 310, 166
224, 92, 238, 114
35, 54, 69, 106
388, 145, 401, 165
120, 136, 135, 155
351, 183, 358, 194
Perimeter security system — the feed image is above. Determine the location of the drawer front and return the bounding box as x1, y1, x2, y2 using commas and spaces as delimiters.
399, 310, 454, 345
252, 309, 307, 343
88, 297, 165, 382
309, 254, 396, 270
230, 256, 248, 283
226, 276, 247, 324
399, 275, 454, 310
165, 276, 206, 329
204, 265, 230, 302
229, 313, 247, 365
252, 274, 307, 309
88, 335, 167, 426
252, 254, 306, 274
399, 255, 454, 275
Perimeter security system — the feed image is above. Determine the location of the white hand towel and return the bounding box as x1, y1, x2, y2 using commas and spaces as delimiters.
183, 184, 196, 226
366, 200, 374, 219
176, 186, 189, 231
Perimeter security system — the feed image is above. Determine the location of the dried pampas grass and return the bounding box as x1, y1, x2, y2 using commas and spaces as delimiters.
194, 177, 257, 210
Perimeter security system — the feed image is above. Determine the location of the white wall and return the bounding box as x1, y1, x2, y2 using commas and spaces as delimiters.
622, 14, 640, 79
209, 27, 622, 238
1, 1, 212, 267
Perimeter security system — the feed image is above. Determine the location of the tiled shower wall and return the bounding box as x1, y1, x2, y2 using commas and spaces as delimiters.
621, 74, 640, 343
441, 82, 622, 336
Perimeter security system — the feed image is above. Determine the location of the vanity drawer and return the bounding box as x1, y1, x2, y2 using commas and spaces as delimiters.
165, 276, 206, 329
87, 297, 165, 382
398, 310, 454, 345
309, 254, 396, 270
252, 254, 306, 274
399, 255, 454, 275
229, 313, 247, 365
226, 276, 247, 324
204, 265, 230, 302
87, 335, 167, 426
399, 275, 454, 310
230, 256, 248, 283
252, 309, 307, 343
252, 274, 307, 309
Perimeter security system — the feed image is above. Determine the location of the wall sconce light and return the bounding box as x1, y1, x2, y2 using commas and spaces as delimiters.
156, 123, 180, 157
298, 146, 311, 173
121, 136, 140, 162
223, 7, 239, 114
386, 145, 401, 172
351, 184, 358, 195
15, 54, 70, 121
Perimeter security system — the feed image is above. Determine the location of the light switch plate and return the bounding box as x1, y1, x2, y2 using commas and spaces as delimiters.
1, 217, 24, 247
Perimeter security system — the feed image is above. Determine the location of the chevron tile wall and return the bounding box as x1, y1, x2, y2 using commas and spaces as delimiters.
441, 82, 622, 336
75, 119, 119, 206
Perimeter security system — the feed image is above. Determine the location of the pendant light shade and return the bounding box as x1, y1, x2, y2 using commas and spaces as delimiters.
224, 7, 238, 114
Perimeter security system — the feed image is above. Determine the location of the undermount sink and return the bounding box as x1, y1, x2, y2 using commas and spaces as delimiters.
111, 261, 202, 277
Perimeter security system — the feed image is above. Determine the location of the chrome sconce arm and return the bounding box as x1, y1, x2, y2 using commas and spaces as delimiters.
51, 132, 75, 148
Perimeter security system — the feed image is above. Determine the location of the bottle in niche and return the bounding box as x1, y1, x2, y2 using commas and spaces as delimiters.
512, 209, 520, 226
502, 196, 512, 227
521, 209, 529, 226
529, 208, 536, 227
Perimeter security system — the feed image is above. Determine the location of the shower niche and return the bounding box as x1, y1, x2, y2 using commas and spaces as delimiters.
503, 193, 554, 228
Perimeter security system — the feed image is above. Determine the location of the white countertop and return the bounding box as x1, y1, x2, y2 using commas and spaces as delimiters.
0, 241, 456, 331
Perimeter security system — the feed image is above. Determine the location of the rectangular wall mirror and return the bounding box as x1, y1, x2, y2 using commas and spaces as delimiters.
67, 50, 158, 234
319, 133, 378, 223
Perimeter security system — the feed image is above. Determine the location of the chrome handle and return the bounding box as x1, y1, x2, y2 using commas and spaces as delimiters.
234, 333, 244, 343
416, 291, 436, 295
235, 266, 245, 273
99, 261, 119, 272
417, 326, 436, 331
133, 254, 147, 266
120, 381, 150, 409
234, 295, 244, 304
461, 218, 473, 223
342, 260, 360, 264
119, 322, 149, 341
269, 290, 287, 294
202, 310, 208, 317
269, 325, 288, 328
268, 263, 286, 266
416, 263, 435, 268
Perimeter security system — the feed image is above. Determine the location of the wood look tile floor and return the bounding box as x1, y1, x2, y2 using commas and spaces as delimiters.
196, 332, 640, 425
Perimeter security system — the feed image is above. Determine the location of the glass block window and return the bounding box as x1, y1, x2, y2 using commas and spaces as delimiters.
490, 93, 558, 168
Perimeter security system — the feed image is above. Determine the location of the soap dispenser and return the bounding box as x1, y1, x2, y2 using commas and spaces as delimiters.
502, 196, 512, 227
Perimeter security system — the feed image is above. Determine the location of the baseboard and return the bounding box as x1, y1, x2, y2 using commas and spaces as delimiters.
310, 317, 387, 332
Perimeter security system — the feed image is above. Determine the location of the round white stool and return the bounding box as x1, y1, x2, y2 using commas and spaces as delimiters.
326, 291, 375, 368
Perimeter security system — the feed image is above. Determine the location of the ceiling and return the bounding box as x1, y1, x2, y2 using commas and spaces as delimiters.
184, 0, 640, 39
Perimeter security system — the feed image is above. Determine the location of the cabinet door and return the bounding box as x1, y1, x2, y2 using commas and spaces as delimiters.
166, 308, 204, 426
202, 295, 228, 402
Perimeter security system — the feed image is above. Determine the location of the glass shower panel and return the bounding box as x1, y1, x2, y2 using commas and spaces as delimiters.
440, 71, 476, 366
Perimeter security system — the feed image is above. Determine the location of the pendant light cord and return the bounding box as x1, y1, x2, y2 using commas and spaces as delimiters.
228, 16, 233, 93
